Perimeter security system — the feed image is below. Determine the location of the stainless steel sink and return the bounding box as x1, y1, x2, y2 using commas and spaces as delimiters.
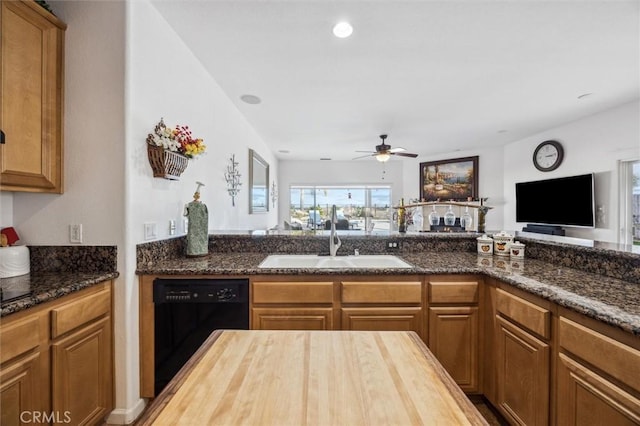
258, 254, 413, 269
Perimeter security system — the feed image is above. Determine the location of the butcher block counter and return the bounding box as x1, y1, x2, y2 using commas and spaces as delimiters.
137, 330, 488, 425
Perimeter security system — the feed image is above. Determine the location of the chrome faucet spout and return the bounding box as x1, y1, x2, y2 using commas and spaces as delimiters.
329, 205, 342, 257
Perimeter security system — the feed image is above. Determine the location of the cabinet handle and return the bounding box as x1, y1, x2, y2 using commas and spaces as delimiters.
0, 130, 4, 144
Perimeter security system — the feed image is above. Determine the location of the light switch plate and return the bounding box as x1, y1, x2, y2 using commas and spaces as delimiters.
144, 223, 157, 240
69, 224, 83, 243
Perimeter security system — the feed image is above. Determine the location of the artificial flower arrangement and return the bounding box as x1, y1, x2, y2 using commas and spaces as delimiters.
146, 118, 206, 158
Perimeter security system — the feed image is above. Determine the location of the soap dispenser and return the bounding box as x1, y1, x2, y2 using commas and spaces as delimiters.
184, 181, 209, 257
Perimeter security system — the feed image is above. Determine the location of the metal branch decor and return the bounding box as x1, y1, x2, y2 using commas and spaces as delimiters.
224, 154, 242, 206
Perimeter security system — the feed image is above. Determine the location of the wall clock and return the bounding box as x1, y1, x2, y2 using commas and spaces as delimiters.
533, 140, 564, 172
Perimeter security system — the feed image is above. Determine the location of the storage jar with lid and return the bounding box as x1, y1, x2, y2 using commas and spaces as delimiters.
493, 231, 513, 257
510, 241, 525, 259
476, 234, 493, 255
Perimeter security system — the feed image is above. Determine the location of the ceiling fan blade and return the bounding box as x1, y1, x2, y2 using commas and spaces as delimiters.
389, 147, 406, 153
352, 153, 376, 160
392, 152, 418, 158
354, 150, 376, 153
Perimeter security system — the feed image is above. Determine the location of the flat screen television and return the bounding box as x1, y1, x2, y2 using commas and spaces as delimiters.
515, 173, 595, 228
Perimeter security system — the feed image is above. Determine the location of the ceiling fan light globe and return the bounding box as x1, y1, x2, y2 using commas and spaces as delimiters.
376, 153, 391, 162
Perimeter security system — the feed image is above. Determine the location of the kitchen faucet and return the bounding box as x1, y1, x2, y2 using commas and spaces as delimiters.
329, 205, 342, 257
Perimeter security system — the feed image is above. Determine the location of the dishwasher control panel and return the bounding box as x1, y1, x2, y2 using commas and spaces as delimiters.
153, 278, 248, 304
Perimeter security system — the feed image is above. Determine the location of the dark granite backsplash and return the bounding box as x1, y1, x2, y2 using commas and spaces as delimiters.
136, 232, 640, 285
30, 245, 117, 273
519, 237, 640, 284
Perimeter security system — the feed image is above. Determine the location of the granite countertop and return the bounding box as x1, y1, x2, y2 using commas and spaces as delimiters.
0, 271, 120, 317
137, 252, 640, 336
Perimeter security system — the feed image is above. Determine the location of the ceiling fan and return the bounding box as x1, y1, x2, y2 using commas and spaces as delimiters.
353, 134, 418, 162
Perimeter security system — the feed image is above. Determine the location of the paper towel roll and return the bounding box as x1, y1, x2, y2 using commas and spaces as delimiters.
0, 246, 30, 278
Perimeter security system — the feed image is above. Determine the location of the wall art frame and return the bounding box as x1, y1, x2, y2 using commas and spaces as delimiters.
419, 156, 479, 201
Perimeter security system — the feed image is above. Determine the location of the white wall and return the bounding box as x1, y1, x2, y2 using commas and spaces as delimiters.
127, 0, 277, 237
503, 100, 640, 242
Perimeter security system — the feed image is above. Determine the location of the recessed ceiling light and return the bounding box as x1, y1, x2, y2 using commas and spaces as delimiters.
577, 93, 593, 99
278, 150, 290, 154
498, 129, 508, 134
240, 94, 261, 104
332, 22, 353, 38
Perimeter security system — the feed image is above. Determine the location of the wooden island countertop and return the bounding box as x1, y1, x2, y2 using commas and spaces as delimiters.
138, 330, 487, 425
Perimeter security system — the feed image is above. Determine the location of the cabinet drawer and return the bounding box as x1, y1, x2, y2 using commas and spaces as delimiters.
559, 317, 640, 392
252, 281, 333, 304
341, 281, 422, 304
0, 316, 40, 364
496, 288, 550, 339
51, 288, 111, 338
429, 281, 478, 304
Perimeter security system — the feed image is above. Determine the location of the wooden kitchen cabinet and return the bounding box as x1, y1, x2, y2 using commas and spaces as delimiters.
427, 275, 481, 393
494, 288, 551, 426
556, 313, 640, 425
341, 307, 422, 332
252, 307, 334, 330
251, 280, 335, 330
340, 279, 423, 337
0, 281, 113, 426
51, 286, 113, 425
0, 315, 47, 426
0, 0, 66, 193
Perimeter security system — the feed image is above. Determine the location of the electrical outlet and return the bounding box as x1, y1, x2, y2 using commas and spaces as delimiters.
144, 222, 157, 240
386, 240, 399, 250
69, 224, 83, 243
169, 220, 176, 236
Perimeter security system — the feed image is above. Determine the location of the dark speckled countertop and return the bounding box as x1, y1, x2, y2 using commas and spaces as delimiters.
0, 271, 119, 317
137, 251, 640, 336
0, 245, 118, 317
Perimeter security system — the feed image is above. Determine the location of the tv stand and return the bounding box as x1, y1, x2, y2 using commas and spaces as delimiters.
522, 224, 566, 236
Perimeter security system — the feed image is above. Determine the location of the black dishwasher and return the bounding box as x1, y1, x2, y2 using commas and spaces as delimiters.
153, 278, 249, 394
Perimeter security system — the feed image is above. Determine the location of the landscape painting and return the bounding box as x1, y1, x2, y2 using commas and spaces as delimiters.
420, 156, 479, 201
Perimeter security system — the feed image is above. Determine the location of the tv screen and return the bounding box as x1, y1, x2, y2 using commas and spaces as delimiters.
515, 173, 595, 228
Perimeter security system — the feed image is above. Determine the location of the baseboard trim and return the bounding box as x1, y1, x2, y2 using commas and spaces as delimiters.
106, 398, 147, 425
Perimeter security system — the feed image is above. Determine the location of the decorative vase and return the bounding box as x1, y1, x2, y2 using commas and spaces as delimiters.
444, 205, 456, 226
461, 206, 473, 231
428, 206, 440, 227
147, 144, 188, 180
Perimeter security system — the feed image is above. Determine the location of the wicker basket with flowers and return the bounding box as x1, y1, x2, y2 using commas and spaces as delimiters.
146, 118, 206, 180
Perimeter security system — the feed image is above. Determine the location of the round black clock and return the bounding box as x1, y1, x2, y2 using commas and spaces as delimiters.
533, 140, 564, 172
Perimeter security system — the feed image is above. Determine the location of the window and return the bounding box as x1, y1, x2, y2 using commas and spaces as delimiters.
289, 185, 392, 231
619, 159, 640, 249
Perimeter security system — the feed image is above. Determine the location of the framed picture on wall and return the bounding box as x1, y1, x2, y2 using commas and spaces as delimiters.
420, 156, 479, 201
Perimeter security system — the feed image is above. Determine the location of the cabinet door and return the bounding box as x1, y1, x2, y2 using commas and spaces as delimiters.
428, 306, 478, 393
495, 316, 550, 426
0, 352, 42, 426
51, 317, 112, 425
341, 307, 422, 335
557, 353, 640, 425
0, 1, 65, 193
252, 308, 334, 330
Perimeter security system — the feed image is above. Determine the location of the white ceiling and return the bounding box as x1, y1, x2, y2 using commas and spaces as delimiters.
152, 0, 639, 161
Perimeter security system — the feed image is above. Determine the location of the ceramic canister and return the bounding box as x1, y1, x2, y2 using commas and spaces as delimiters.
510, 241, 525, 259
476, 234, 493, 255
493, 231, 514, 257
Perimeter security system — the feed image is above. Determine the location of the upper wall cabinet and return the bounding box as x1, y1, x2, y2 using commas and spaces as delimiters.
0, 0, 66, 193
